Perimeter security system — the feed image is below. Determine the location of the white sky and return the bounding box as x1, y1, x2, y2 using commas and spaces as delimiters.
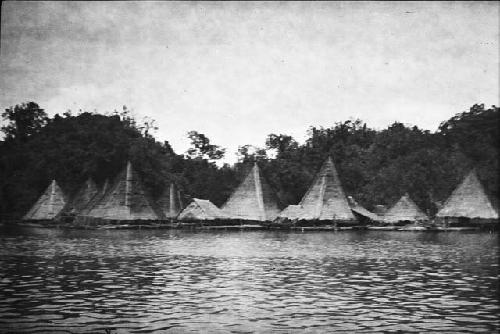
1, 1, 498, 164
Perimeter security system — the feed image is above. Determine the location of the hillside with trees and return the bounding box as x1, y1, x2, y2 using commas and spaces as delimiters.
0, 102, 498, 220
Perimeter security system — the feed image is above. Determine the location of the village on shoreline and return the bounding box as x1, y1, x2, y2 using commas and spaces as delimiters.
19, 156, 499, 232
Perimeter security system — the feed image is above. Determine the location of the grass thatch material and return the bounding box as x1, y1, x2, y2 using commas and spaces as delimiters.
437, 169, 498, 219
278, 205, 302, 219
178, 198, 227, 221
156, 183, 183, 218
77, 179, 110, 217
384, 193, 428, 223
59, 178, 99, 217
87, 162, 162, 220
280, 157, 355, 221
221, 163, 280, 221
23, 180, 67, 220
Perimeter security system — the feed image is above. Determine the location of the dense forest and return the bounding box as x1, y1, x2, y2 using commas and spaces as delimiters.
0, 102, 498, 219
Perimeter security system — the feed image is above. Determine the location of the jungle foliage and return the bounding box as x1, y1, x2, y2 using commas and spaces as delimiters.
0, 102, 498, 219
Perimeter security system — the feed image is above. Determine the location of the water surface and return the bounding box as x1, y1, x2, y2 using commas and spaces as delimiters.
0, 226, 498, 333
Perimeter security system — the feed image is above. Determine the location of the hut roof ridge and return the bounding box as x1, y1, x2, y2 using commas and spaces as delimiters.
221, 164, 280, 221
436, 169, 498, 219
23, 180, 67, 220
384, 193, 428, 222
280, 157, 355, 221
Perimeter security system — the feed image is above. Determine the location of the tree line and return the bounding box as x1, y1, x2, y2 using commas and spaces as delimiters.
0, 102, 498, 219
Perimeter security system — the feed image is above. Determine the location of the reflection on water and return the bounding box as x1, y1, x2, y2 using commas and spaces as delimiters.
0, 226, 498, 333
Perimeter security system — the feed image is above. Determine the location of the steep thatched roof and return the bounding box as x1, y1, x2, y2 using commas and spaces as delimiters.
221, 163, 280, 221
280, 157, 355, 221
178, 198, 227, 221
347, 196, 383, 222
87, 162, 162, 220
156, 183, 183, 218
436, 170, 498, 219
384, 193, 429, 222
59, 178, 99, 216
78, 179, 110, 217
23, 180, 67, 220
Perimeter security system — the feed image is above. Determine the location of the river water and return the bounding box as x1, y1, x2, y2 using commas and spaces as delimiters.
0, 226, 498, 333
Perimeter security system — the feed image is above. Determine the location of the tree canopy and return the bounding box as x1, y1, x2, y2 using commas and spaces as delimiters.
186, 131, 225, 161
0, 102, 497, 220
2, 102, 48, 142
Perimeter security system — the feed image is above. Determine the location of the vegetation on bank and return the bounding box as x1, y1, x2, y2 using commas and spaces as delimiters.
0, 102, 498, 219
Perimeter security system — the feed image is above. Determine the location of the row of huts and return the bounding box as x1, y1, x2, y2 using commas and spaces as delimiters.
22, 157, 498, 230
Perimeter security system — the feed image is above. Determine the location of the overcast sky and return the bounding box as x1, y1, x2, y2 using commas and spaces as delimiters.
1, 1, 498, 163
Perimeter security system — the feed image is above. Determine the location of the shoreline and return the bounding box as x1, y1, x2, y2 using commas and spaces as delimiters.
8, 221, 498, 232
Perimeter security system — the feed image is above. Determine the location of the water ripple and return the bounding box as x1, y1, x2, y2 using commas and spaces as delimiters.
0, 227, 498, 333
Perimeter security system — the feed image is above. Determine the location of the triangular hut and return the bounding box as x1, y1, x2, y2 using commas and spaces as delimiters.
178, 198, 227, 221
436, 170, 498, 223
59, 178, 99, 218
384, 193, 428, 224
156, 183, 183, 219
221, 163, 281, 221
23, 180, 67, 220
86, 162, 162, 221
78, 179, 110, 217
279, 157, 356, 225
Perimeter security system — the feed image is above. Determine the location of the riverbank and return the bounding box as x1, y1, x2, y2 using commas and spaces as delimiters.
11, 220, 498, 232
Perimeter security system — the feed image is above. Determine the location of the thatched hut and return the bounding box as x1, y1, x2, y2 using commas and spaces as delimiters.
278, 157, 356, 227
221, 163, 281, 222
178, 198, 227, 223
23, 180, 67, 221
85, 162, 163, 222
156, 183, 183, 219
436, 170, 498, 226
57, 178, 99, 221
383, 193, 428, 225
77, 179, 109, 216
